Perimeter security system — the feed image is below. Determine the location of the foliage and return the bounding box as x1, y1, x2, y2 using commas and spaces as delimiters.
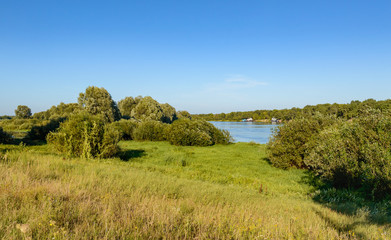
166, 118, 232, 146
193, 98, 391, 122
111, 119, 138, 140
130, 96, 164, 122
33, 102, 80, 120
78, 86, 121, 122
118, 97, 137, 119
305, 111, 391, 198
160, 103, 177, 123
1, 142, 389, 239
133, 120, 167, 141
15, 105, 32, 119
0, 127, 12, 144
0, 118, 41, 131
47, 112, 121, 158
267, 114, 339, 169
0, 115, 12, 120
177, 110, 192, 120
27, 118, 64, 141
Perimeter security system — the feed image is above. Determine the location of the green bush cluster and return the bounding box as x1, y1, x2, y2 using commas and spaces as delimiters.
47, 113, 121, 159
0, 127, 12, 144
27, 118, 64, 141
166, 119, 232, 146
0, 118, 40, 131
268, 110, 391, 198
267, 114, 339, 169
133, 120, 167, 141
111, 119, 138, 140
305, 112, 391, 198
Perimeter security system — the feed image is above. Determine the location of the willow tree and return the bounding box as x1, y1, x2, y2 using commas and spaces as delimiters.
118, 96, 137, 119
131, 96, 164, 122
78, 86, 121, 122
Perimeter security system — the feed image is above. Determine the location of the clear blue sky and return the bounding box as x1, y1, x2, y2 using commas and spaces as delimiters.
1, 0, 390, 115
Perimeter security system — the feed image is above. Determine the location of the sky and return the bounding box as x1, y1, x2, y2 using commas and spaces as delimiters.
1, 0, 390, 115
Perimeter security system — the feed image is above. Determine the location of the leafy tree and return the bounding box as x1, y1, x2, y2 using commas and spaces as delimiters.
160, 103, 177, 123
177, 110, 192, 120
131, 96, 164, 122
118, 97, 137, 119
78, 86, 121, 122
15, 105, 32, 119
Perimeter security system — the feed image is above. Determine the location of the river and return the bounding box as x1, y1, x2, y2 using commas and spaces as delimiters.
209, 121, 280, 144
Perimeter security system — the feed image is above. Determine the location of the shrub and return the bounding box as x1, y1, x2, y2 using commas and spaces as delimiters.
0, 127, 12, 144
166, 119, 232, 146
27, 118, 63, 141
47, 113, 121, 158
305, 112, 391, 198
133, 120, 167, 141
267, 114, 339, 169
111, 119, 138, 140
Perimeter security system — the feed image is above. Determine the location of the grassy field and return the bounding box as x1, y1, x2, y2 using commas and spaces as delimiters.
0, 141, 390, 239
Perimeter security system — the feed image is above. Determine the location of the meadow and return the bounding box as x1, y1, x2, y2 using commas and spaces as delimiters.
1, 141, 390, 239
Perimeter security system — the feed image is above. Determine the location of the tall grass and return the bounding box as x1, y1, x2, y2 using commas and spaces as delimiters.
0, 142, 389, 239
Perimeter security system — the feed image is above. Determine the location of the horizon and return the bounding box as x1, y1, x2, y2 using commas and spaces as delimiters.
1, 1, 391, 115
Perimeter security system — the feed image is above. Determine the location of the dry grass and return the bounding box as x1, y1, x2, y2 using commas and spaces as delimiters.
0, 142, 389, 239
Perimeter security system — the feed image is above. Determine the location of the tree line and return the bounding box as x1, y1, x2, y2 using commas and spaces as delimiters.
0, 86, 231, 158
193, 98, 391, 121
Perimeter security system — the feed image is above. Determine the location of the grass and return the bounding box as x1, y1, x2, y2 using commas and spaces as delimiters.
0, 141, 390, 239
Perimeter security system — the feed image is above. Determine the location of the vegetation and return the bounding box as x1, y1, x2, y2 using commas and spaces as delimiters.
305, 111, 391, 199
15, 105, 32, 119
133, 120, 167, 141
0, 127, 12, 144
47, 113, 121, 159
268, 114, 340, 169
166, 118, 232, 146
33, 102, 80, 120
193, 98, 391, 122
78, 86, 121, 122
0, 141, 390, 239
268, 110, 391, 199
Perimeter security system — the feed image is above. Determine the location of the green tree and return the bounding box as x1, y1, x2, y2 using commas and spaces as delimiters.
160, 103, 177, 123
131, 96, 164, 122
118, 97, 137, 119
15, 105, 32, 119
177, 110, 192, 120
78, 86, 121, 122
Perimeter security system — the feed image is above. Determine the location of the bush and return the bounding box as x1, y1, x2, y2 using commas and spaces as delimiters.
111, 119, 138, 140
47, 113, 121, 158
267, 114, 339, 169
133, 120, 167, 141
166, 119, 232, 146
0, 127, 12, 144
27, 118, 63, 141
305, 112, 391, 198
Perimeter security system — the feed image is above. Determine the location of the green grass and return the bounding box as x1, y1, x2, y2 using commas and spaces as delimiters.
0, 141, 390, 239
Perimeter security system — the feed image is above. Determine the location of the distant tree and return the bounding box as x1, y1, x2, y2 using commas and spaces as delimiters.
15, 105, 32, 119
177, 110, 192, 120
78, 86, 121, 122
131, 96, 164, 122
118, 97, 137, 119
160, 103, 177, 123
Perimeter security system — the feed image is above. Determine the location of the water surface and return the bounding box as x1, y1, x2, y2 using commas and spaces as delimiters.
210, 121, 279, 144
